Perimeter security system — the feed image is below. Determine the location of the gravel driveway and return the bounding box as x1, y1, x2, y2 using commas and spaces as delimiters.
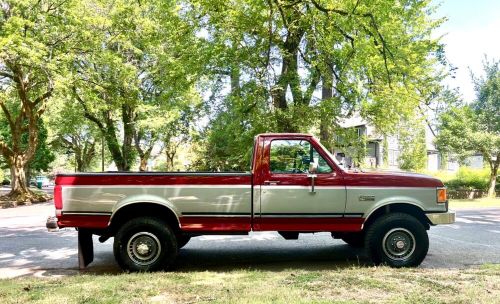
1, 202, 499, 278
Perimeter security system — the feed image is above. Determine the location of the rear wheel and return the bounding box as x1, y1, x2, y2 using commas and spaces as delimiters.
113, 217, 178, 272
365, 213, 429, 267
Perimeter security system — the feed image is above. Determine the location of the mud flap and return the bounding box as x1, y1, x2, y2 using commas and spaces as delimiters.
78, 229, 94, 269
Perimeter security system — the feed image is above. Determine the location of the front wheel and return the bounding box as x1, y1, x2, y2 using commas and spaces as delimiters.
365, 213, 429, 267
113, 217, 178, 272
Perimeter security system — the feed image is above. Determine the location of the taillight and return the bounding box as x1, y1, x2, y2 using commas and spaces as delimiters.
437, 188, 447, 203
54, 185, 63, 209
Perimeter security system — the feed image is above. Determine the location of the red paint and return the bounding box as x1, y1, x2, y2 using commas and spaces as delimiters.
56, 174, 251, 186
179, 216, 363, 232
57, 215, 110, 229
342, 171, 443, 188
54, 185, 62, 210
180, 217, 251, 232
255, 217, 364, 232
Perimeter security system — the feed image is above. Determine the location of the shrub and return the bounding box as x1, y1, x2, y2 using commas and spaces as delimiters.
445, 167, 491, 191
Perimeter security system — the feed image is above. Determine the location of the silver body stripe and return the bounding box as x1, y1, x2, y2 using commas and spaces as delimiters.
259, 185, 347, 216
60, 183, 445, 226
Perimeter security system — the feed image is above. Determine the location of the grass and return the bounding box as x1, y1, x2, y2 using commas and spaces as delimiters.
1, 265, 500, 303
449, 197, 500, 209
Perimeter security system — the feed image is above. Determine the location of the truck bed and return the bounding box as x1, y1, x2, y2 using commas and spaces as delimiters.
55, 172, 253, 232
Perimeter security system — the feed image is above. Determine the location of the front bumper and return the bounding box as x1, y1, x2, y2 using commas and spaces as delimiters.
426, 212, 456, 225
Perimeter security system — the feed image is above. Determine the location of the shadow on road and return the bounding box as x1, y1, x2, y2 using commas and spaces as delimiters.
1, 206, 499, 278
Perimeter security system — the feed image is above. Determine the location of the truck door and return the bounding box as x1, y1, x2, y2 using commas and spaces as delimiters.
255, 137, 351, 231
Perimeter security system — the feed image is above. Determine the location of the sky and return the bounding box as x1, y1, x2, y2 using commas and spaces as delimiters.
434, 0, 500, 101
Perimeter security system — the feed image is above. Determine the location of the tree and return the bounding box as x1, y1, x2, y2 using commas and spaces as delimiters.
0, 0, 78, 202
73, 0, 203, 171
192, 0, 446, 167
47, 96, 99, 172
436, 59, 500, 197
398, 119, 427, 171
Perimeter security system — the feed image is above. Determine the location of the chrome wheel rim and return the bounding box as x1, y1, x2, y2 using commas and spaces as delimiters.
127, 232, 161, 266
382, 228, 416, 261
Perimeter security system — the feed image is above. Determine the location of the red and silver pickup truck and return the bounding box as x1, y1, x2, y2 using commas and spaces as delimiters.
47, 133, 455, 271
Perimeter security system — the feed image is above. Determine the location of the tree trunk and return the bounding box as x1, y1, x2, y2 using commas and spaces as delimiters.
6, 156, 45, 204
165, 153, 175, 171
487, 159, 498, 198
10, 157, 29, 196
487, 174, 497, 198
320, 76, 334, 152
139, 157, 148, 171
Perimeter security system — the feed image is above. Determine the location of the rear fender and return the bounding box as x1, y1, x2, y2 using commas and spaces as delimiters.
110, 194, 181, 224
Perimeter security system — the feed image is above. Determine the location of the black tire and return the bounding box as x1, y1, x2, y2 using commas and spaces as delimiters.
341, 232, 365, 248
113, 217, 178, 272
177, 235, 191, 249
365, 213, 429, 267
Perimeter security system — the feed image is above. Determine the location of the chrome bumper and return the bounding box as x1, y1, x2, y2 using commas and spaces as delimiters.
426, 212, 456, 225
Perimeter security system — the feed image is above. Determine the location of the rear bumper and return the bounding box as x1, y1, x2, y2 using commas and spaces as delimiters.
426, 212, 455, 225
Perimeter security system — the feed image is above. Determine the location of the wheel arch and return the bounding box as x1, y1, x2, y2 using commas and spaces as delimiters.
108, 196, 181, 235
362, 202, 431, 231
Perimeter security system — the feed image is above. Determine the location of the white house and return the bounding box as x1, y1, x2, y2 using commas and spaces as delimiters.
333, 115, 483, 171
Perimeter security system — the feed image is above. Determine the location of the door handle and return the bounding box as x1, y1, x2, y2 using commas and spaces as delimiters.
264, 180, 280, 185
307, 174, 317, 193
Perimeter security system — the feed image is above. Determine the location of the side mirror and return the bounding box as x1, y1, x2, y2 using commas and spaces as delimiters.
309, 162, 318, 174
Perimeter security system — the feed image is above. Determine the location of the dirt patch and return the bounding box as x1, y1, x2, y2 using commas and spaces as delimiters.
0, 190, 52, 209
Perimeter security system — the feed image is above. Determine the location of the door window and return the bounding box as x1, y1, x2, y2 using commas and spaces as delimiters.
270, 140, 332, 174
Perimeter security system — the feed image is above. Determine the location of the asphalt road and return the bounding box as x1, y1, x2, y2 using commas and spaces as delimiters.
1, 203, 499, 278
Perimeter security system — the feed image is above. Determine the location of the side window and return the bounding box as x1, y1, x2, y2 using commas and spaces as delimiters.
270, 140, 332, 174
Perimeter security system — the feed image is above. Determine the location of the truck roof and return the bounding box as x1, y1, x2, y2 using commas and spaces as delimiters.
257, 133, 313, 138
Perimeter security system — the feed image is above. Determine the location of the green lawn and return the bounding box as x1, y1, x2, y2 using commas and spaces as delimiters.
449, 197, 500, 209
1, 265, 500, 303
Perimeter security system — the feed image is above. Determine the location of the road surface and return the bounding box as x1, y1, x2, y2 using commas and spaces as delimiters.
0, 202, 499, 278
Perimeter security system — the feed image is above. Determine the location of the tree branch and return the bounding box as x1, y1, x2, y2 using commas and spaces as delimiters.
73, 86, 105, 130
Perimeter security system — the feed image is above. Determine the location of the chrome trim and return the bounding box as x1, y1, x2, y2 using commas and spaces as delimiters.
62, 212, 112, 216
63, 185, 251, 189
181, 214, 251, 217
426, 212, 455, 225
260, 214, 344, 218
346, 186, 437, 190
261, 185, 345, 190
58, 172, 251, 177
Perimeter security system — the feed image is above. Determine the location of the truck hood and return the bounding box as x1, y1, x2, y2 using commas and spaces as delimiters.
342, 169, 444, 188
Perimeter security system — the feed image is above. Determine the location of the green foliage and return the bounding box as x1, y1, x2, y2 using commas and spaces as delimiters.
71, 0, 204, 171
333, 127, 367, 167
445, 168, 491, 191
192, 0, 446, 169
398, 120, 427, 171
436, 58, 500, 196
26, 121, 55, 173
